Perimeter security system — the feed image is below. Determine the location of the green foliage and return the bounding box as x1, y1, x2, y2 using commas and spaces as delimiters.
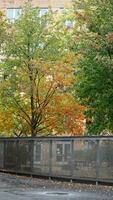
73, 0, 113, 134
0, 11, 7, 49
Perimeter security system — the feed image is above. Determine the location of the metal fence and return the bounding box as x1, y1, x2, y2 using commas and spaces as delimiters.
0, 136, 113, 183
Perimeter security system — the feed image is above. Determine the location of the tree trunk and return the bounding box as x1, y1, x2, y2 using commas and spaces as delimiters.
30, 70, 36, 137
31, 84, 36, 137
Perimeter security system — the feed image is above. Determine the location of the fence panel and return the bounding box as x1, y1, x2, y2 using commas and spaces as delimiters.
98, 139, 113, 180
17, 140, 32, 173
4, 140, 18, 171
33, 140, 50, 175
51, 140, 72, 177
0, 137, 113, 183
72, 139, 98, 179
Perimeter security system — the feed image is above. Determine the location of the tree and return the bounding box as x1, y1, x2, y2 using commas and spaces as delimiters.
72, 0, 113, 134
0, 4, 86, 137
0, 4, 85, 137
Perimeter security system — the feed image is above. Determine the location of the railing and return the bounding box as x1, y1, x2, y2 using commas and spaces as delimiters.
0, 136, 113, 183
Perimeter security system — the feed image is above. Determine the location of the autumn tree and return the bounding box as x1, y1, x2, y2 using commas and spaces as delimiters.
72, 0, 113, 134
0, 3, 86, 137
0, 4, 84, 137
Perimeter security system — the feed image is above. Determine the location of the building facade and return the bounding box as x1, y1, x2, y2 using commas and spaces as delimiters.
0, 0, 71, 9
0, 0, 72, 21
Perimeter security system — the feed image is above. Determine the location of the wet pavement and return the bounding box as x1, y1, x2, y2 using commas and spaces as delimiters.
0, 173, 113, 200
1, 188, 113, 200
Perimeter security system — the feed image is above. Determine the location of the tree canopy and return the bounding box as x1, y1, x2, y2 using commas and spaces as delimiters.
0, 4, 85, 137
72, 0, 113, 134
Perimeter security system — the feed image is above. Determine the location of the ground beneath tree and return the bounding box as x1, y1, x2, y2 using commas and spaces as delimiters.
0, 173, 113, 200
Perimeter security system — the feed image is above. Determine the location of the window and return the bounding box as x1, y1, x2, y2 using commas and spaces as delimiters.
40, 8, 48, 16
7, 8, 21, 21
56, 143, 71, 163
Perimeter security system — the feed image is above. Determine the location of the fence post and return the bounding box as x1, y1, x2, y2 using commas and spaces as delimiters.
1, 141, 4, 169
16, 139, 19, 172
96, 139, 100, 185
70, 139, 74, 181
49, 139, 52, 178
3, 140, 6, 170
30, 139, 34, 174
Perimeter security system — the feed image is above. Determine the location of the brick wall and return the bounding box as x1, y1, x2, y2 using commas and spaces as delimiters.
0, 0, 72, 10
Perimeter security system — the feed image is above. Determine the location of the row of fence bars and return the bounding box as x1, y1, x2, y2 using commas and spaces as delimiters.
0, 136, 113, 183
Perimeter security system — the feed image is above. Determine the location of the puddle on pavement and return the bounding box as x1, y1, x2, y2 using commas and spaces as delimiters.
45, 192, 69, 196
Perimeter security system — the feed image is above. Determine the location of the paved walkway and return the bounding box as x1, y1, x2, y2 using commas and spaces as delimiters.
0, 173, 113, 200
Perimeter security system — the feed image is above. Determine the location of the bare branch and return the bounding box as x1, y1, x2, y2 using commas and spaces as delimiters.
12, 95, 31, 124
